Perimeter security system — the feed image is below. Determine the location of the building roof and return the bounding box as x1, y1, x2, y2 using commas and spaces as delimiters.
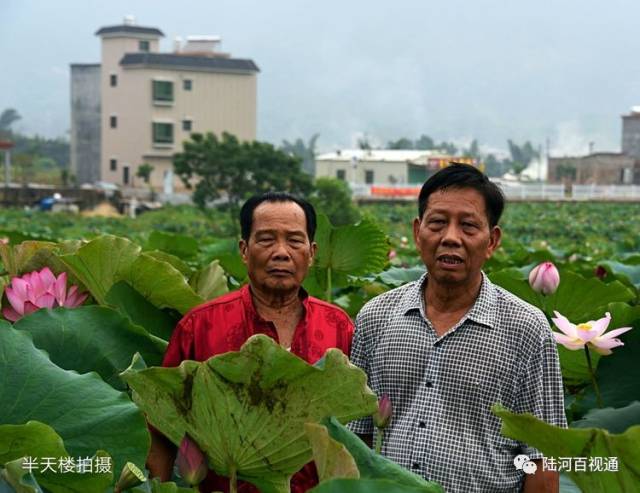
317, 149, 442, 163
120, 53, 259, 73
95, 25, 164, 37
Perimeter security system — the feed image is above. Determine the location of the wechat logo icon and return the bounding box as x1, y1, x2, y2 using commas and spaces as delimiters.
514, 454, 537, 475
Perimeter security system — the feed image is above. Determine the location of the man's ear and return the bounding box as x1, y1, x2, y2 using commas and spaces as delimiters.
309, 241, 318, 266
239, 239, 248, 265
412, 216, 421, 246
487, 226, 502, 258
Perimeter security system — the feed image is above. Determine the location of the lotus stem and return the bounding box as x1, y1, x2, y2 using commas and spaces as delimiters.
326, 267, 332, 303
229, 466, 237, 493
374, 428, 383, 455
584, 346, 603, 408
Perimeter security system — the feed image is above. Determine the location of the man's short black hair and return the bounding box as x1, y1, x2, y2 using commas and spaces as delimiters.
240, 192, 317, 241
418, 163, 505, 228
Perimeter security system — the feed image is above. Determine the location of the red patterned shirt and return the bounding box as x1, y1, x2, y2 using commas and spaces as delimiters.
163, 284, 354, 493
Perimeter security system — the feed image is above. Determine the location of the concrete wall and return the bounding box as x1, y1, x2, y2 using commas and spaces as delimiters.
315, 158, 408, 185
70, 64, 101, 185
548, 153, 637, 184
622, 114, 640, 158
101, 66, 257, 189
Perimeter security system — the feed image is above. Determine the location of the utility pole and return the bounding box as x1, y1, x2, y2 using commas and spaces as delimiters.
0, 140, 14, 187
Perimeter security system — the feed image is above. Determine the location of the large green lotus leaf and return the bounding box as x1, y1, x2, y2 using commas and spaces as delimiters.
559, 473, 582, 493
121, 335, 378, 493
320, 417, 443, 491
313, 215, 389, 277
144, 231, 199, 260
0, 421, 112, 493
493, 404, 640, 492
0, 324, 150, 475
599, 260, 640, 290
105, 281, 178, 341
489, 269, 634, 321
0, 231, 54, 245
13, 306, 167, 390
126, 253, 204, 314
572, 402, 640, 434
556, 344, 602, 387
0, 421, 62, 464
200, 239, 247, 283
58, 235, 141, 305
375, 266, 426, 288
304, 423, 359, 482
130, 477, 195, 493
189, 259, 228, 300
309, 479, 442, 493
0, 241, 59, 277
1, 460, 43, 493
145, 250, 193, 277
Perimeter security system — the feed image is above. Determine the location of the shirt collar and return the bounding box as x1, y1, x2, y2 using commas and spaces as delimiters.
402, 271, 498, 330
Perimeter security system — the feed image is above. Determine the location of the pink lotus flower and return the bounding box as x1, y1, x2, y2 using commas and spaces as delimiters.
529, 262, 560, 295
176, 434, 208, 486
551, 311, 633, 355
2, 267, 88, 322
388, 249, 397, 260
373, 393, 393, 429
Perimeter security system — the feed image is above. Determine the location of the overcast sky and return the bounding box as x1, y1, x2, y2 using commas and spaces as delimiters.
2, 0, 640, 155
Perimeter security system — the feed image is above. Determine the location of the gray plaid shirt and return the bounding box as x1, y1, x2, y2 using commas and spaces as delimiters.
348, 272, 567, 493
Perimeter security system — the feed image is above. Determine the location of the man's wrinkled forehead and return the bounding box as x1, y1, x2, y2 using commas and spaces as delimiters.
425, 187, 490, 221
251, 201, 308, 234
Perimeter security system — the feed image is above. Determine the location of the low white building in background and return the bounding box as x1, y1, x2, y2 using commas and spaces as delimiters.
315, 149, 480, 185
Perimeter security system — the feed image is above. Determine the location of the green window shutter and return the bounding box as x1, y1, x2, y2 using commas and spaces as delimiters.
152, 80, 174, 102
152, 123, 174, 144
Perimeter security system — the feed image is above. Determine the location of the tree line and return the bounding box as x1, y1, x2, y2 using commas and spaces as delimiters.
0, 108, 71, 185
386, 135, 540, 178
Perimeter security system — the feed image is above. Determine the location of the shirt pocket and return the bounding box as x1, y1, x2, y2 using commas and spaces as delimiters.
448, 354, 513, 412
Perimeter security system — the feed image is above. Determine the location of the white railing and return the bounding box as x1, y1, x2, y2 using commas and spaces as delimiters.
572, 184, 640, 200
496, 183, 565, 200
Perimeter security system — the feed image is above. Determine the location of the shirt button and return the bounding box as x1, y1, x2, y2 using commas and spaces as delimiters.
425, 381, 433, 388
418, 421, 426, 428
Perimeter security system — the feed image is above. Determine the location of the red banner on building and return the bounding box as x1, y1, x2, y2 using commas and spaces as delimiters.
370, 186, 421, 197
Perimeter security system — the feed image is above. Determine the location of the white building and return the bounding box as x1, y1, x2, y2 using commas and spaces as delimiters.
70, 17, 259, 190
315, 149, 479, 185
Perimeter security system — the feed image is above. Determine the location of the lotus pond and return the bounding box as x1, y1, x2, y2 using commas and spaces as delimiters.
0, 202, 639, 492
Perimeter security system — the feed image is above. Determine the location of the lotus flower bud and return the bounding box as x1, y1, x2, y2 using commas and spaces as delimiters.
594, 265, 607, 280
114, 462, 146, 493
528, 262, 560, 295
373, 393, 392, 429
176, 434, 208, 486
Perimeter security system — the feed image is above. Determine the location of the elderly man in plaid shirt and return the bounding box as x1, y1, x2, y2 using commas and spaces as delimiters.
349, 164, 567, 492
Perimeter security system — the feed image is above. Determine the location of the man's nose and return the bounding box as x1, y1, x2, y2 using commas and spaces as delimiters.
271, 239, 292, 259
441, 223, 463, 246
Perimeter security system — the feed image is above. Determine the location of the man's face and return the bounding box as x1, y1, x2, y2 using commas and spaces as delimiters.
240, 201, 317, 296
413, 187, 501, 287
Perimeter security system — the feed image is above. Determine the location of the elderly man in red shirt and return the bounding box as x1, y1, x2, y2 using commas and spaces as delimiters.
146, 192, 354, 493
